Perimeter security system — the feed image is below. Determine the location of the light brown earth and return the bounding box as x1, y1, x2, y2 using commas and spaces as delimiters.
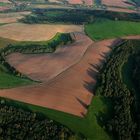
0, 33, 121, 117
0, 23, 83, 41
69, 0, 83, 5
48, 0, 64, 4
0, 12, 31, 24
102, 0, 131, 8
123, 35, 140, 39
68, 0, 93, 6
107, 7, 136, 13
0, 0, 11, 3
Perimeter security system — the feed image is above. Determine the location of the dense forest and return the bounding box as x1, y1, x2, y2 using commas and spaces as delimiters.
132, 52, 140, 92
131, 51, 140, 139
96, 39, 140, 140
131, 0, 140, 6
21, 8, 140, 24
0, 98, 76, 140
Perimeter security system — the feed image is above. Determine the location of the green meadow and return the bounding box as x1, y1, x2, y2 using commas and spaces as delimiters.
85, 19, 140, 40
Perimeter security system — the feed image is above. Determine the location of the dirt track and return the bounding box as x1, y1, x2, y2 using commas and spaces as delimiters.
0, 32, 120, 117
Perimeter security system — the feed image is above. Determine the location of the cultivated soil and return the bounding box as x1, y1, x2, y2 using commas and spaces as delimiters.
6, 33, 92, 82
102, 0, 131, 8
107, 7, 136, 13
0, 33, 120, 117
0, 0, 11, 3
68, 0, 93, 6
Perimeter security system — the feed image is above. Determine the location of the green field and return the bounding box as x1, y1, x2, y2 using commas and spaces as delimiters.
0, 2, 10, 6
85, 19, 140, 40
0, 64, 34, 89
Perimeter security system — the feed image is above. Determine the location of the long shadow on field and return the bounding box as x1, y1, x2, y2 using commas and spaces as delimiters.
76, 97, 89, 117
83, 60, 103, 95
83, 67, 98, 94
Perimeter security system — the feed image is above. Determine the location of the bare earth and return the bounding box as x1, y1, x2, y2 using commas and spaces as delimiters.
123, 35, 140, 40
0, 33, 120, 117
0, 23, 83, 41
69, 0, 93, 6
6, 33, 92, 82
107, 7, 136, 13
102, 0, 131, 8
0, 12, 31, 24
0, 0, 11, 3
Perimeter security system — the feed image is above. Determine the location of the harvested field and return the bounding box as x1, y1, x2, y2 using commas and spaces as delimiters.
0, 0, 11, 3
68, 0, 93, 6
102, 0, 131, 8
48, 0, 64, 4
0, 33, 119, 117
0, 23, 83, 41
84, 0, 93, 6
0, 11, 31, 24
123, 35, 140, 39
107, 7, 136, 13
69, 0, 83, 5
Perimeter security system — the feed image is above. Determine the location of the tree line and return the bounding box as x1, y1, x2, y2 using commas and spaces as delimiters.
96, 39, 140, 140
21, 8, 140, 24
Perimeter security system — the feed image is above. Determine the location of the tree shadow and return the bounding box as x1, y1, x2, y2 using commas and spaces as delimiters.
83, 56, 106, 95
76, 97, 89, 109
76, 97, 89, 117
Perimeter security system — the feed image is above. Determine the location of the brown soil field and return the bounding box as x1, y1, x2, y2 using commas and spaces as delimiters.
0, 23, 83, 41
0, 6, 10, 11
0, 11, 31, 24
69, 0, 93, 5
107, 7, 136, 13
6, 33, 92, 82
0, 0, 11, 3
0, 33, 120, 117
69, 0, 83, 5
102, 0, 131, 8
86, 0, 93, 5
